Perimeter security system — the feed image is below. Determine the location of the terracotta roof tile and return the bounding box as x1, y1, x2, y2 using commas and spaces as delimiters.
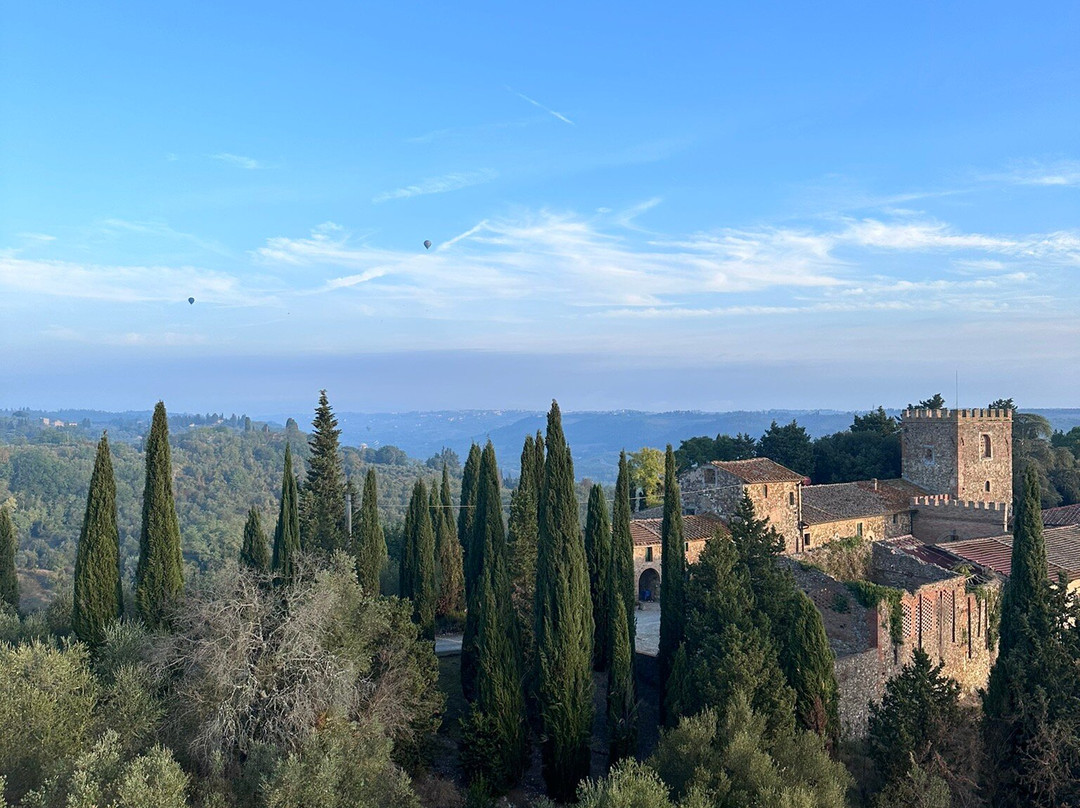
801, 482, 887, 524
710, 458, 803, 484
1044, 504, 1080, 527
856, 478, 927, 512
628, 513, 729, 546
939, 525, 1080, 583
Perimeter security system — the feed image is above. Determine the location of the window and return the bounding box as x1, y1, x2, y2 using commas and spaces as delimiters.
763, 484, 769, 498
985, 480, 991, 493
645, 546, 653, 562
789, 491, 795, 505
856, 522, 863, 538
803, 532, 811, 547
982, 434, 992, 459
892, 513, 899, 524
704, 467, 716, 485
684, 542, 689, 553
924, 447, 933, 461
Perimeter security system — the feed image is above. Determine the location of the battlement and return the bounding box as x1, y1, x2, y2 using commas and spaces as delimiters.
902, 408, 1012, 421
911, 495, 1007, 512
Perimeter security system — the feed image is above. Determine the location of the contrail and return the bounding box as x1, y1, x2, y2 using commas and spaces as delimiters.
510, 88, 575, 125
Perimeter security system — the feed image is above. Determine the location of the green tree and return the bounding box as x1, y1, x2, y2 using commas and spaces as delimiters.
435, 464, 465, 619
459, 443, 482, 700
873, 765, 952, 808
301, 390, 348, 554
852, 405, 901, 436
460, 442, 527, 792
239, 507, 269, 571
611, 452, 636, 655
779, 590, 839, 741
535, 400, 594, 801
72, 433, 122, 645
576, 760, 674, 808
135, 402, 184, 629
674, 432, 758, 472
868, 647, 962, 787
909, 393, 946, 410
354, 468, 386, 594
0, 507, 18, 614
758, 419, 814, 476
627, 447, 664, 509
585, 483, 612, 671
272, 443, 301, 585
401, 480, 436, 641
458, 443, 482, 581
658, 445, 685, 725
607, 587, 637, 766
1000, 465, 1050, 657
508, 435, 540, 680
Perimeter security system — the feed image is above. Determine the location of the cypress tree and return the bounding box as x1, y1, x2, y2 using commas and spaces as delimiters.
72, 433, 122, 643
300, 390, 348, 554
272, 443, 301, 585
612, 451, 636, 657
607, 581, 637, 766
658, 444, 685, 725
585, 483, 612, 671
461, 442, 527, 791
239, 507, 269, 572
999, 464, 1050, 656
535, 400, 594, 801
354, 468, 386, 594
459, 443, 483, 699
0, 506, 18, 613
531, 430, 544, 505
508, 435, 540, 679
435, 464, 465, 618
402, 480, 436, 640
135, 401, 184, 629
779, 590, 839, 742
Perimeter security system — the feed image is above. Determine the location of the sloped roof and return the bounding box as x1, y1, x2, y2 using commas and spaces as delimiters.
801, 482, 888, 525
1044, 503, 1080, 527
856, 478, 927, 512
939, 525, 1080, 583
629, 513, 729, 546
710, 458, 803, 484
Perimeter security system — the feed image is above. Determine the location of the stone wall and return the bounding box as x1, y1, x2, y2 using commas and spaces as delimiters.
681, 466, 801, 552
632, 538, 706, 600
911, 497, 1010, 543
884, 509, 912, 538
956, 413, 1013, 504
804, 514, 887, 551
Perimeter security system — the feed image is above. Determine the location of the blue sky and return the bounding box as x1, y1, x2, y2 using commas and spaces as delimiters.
2, 2, 1079, 414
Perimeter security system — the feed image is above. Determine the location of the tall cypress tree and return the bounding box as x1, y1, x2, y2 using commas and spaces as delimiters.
999, 464, 1050, 657
607, 586, 637, 766
435, 464, 465, 618
73, 433, 122, 643
135, 401, 184, 629
585, 483, 612, 671
239, 507, 269, 572
272, 443, 301, 585
458, 444, 482, 570
508, 435, 540, 679
0, 506, 18, 613
779, 590, 839, 741
658, 444, 685, 725
612, 451, 636, 656
459, 443, 483, 699
300, 390, 348, 554
535, 400, 594, 801
354, 468, 386, 594
461, 442, 527, 791
402, 480, 437, 640
531, 430, 545, 506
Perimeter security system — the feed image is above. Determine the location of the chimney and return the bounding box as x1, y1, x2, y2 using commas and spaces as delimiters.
872, 478, 879, 491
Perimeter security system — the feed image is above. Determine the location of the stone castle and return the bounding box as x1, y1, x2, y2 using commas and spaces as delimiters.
631, 407, 1023, 736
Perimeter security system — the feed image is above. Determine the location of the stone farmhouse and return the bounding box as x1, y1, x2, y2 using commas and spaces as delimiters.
632, 407, 1024, 735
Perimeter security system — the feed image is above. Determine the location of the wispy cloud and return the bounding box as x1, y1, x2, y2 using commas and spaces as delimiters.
373, 169, 497, 202
510, 88, 575, 126
210, 152, 262, 170
987, 159, 1080, 187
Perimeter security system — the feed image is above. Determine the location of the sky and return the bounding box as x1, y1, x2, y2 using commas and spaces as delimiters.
2, 2, 1079, 415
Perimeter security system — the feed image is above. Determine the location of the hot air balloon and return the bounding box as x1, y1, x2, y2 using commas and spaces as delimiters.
188, 297, 195, 305
423, 240, 432, 250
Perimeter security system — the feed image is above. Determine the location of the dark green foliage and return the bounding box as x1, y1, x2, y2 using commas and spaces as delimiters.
508, 435, 540, 678
135, 402, 184, 629
73, 433, 122, 643
0, 505, 18, 612
758, 419, 814, 476
982, 464, 1080, 805
674, 432, 757, 472
239, 507, 269, 571
435, 464, 465, 618
607, 583, 637, 766
847, 580, 905, 645
657, 445, 685, 725
812, 429, 901, 484
272, 443, 301, 585
300, 390, 348, 554
779, 590, 839, 741
852, 405, 900, 436
459, 443, 483, 700
868, 647, 962, 787
535, 400, 594, 801
585, 483, 612, 671
460, 442, 527, 792
458, 443, 482, 580
611, 451, 636, 654
401, 480, 436, 640
873, 765, 952, 808
911, 393, 946, 409
354, 468, 386, 594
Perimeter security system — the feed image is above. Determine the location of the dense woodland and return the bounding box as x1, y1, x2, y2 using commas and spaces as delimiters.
0, 394, 1078, 806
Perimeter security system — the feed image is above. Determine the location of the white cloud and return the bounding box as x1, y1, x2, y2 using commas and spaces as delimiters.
373, 169, 497, 202
511, 89, 575, 125
211, 152, 261, 170
990, 160, 1080, 187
